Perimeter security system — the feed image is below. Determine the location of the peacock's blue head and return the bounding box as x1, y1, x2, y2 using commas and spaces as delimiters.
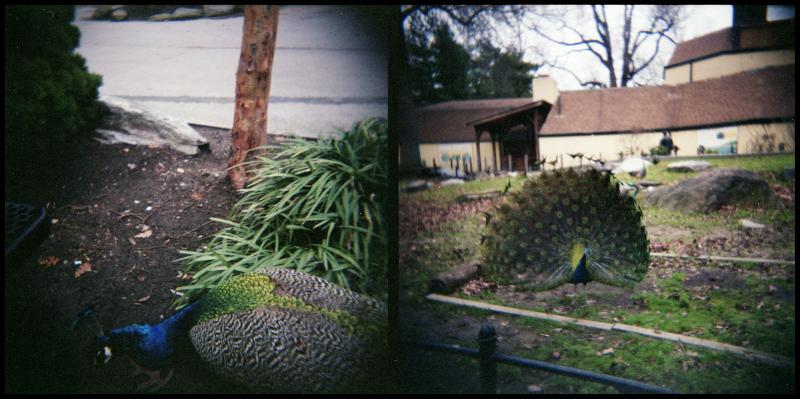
93, 324, 153, 366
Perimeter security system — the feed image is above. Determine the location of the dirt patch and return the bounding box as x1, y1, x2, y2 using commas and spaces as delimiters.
5, 126, 248, 393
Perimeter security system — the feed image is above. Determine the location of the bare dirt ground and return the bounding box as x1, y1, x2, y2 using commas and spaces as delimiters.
5, 126, 250, 393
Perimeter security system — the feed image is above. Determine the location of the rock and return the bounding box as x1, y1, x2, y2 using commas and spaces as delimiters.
739, 219, 765, 229
667, 160, 711, 172
111, 8, 128, 21
149, 13, 173, 21
637, 181, 662, 187
612, 157, 651, 175
203, 5, 236, 17
94, 95, 209, 155
170, 7, 204, 20
527, 384, 544, 393
91, 5, 113, 19
440, 178, 465, 187
404, 180, 431, 193
641, 168, 775, 213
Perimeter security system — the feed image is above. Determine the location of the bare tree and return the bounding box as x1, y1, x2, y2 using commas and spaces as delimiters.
527, 5, 682, 88
228, 5, 279, 190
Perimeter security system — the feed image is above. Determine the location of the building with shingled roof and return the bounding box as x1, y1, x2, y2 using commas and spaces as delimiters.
412, 5, 795, 173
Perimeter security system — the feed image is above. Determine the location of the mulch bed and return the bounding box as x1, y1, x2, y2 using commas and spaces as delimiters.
5, 126, 250, 393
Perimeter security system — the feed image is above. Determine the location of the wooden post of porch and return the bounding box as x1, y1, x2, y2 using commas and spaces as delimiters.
475, 128, 483, 173
491, 130, 498, 175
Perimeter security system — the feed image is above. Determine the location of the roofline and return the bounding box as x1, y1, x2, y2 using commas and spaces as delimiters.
540, 117, 796, 138
466, 100, 549, 126
417, 97, 536, 111
665, 45, 795, 69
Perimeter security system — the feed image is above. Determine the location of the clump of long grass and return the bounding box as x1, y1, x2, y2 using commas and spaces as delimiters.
174, 118, 387, 308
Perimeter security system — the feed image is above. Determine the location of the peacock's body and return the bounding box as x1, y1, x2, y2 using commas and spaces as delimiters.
97, 268, 387, 393
482, 168, 649, 291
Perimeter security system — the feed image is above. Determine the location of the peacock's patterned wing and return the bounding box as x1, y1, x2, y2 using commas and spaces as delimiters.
189, 269, 386, 393
189, 306, 369, 393
257, 267, 386, 323
482, 168, 649, 291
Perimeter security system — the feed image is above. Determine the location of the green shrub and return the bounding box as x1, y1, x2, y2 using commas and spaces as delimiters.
5, 6, 103, 169
176, 118, 388, 307
649, 145, 670, 156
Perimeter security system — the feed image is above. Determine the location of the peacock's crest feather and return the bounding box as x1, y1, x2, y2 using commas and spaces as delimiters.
482, 168, 649, 291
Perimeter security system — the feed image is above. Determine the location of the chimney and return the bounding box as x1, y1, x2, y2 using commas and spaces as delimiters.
733, 5, 767, 28
532, 75, 559, 104
732, 5, 768, 48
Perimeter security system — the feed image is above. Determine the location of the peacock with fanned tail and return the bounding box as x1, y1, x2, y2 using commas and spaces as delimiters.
90, 268, 387, 393
481, 168, 649, 291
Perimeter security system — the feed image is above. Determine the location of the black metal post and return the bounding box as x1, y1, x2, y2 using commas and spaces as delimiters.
478, 324, 497, 394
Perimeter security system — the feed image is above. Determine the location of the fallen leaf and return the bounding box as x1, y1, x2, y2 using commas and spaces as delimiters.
598, 348, 615, 356
75, 262, 92, 278
134, 225, 153, 239
128, 237, 137, 246
191, 192, 205, 201
38, 256, 60, 267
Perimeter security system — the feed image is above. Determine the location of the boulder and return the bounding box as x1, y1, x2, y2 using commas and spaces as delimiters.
111, 8, 128, 21
203, 5, 236, 17
404, 180, 432, 193
641, 168, 775, 213
170, 7, 204, 20
612, 157, 651, 175
667, 160, 711, 172
149, 13, 173, 21
91, 5, 113, 20
440, 178, 465, 187
94, 95, 209, 155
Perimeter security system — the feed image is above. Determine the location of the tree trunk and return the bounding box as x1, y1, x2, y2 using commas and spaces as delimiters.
398, 22, 423, 175
228, 5, 279, 190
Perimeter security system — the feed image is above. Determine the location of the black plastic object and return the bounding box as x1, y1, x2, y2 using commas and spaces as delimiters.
5, 202, 51, 264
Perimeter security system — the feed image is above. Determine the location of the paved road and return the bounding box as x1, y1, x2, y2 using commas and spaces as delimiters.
74, 6, 388, 138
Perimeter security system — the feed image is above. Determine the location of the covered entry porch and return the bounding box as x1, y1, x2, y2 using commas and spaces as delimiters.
468, 100, 551, 173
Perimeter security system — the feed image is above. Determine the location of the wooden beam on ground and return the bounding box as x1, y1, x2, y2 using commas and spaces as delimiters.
650, 252, 794, 266
425, 293, 794, 369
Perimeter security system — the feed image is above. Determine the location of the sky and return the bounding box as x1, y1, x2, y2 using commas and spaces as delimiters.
519, 5, 732, 91
499, 5, 794, 91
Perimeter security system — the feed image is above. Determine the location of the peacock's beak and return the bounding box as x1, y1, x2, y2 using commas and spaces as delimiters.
94, 346, 112, 366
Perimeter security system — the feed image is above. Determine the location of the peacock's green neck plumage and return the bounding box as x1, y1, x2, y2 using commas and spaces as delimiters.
196, 273, 366, 335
